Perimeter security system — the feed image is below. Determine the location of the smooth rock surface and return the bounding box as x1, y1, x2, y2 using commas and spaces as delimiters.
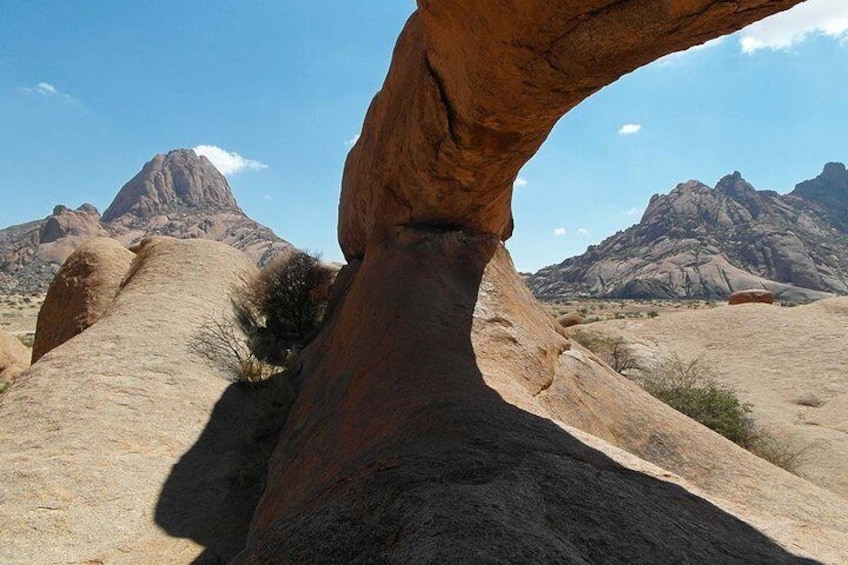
0, 238, 260, 564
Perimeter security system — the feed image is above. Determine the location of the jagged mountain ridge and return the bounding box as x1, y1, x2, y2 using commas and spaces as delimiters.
0, 149, 294, 293
529, 162, 848, 301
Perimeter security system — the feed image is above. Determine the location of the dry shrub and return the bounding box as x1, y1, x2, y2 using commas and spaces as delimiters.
234, 251, 333, 366
570, 329, 640, 375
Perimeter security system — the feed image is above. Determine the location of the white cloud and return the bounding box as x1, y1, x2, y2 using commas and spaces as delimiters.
576, 228, 590, 236
618, 124, 642, 136
192, 145, 268, 176
22, 81, 73, 101
37, 82, 58, 95
514, 177, 528, 187
625, 207, 644, 217
740, 0, 848, 53
554, 228, 567, 237
345, 133, 361, 147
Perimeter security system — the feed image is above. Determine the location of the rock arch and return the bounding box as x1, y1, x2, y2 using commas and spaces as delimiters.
235, 3, 848, 563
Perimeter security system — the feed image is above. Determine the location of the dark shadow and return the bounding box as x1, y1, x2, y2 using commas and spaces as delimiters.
230, 229, 823, 564
155, 373, 296, 564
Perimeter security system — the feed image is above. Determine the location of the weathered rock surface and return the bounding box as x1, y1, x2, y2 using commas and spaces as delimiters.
0, 238, 261, 564
0, 331, 29, 383
729, 288, 775, 305
0, 149, 293, 293
530, 166, 848, 300
31, 238, 135, 363
0, 204, 109, 292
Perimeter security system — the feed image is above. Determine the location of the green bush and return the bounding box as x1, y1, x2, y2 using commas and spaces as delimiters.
640, 355, 756, 447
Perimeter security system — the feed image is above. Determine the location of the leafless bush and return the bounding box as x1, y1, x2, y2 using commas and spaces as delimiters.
570, 329, 640, 375
191, 317, 276, 384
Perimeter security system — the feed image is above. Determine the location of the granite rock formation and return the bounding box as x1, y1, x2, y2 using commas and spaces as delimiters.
31, 238, 135, 363
236, 1, 846, 563
530, 164, 848, 300
0, 238, 261, 564
0, 149, 293, 293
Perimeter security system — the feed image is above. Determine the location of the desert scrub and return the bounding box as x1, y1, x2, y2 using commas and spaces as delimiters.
193, 250, 332, 384
233, 250, 333, 365
640, 355, 757, 447
640, 354, 811, 474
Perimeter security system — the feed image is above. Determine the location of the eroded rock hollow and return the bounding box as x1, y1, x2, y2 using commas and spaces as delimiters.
237, 2, 848, 563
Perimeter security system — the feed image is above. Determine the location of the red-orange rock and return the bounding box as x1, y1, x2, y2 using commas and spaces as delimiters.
31, 238, 135, 362
729, 288, 775, 305
339, 1, 802, 260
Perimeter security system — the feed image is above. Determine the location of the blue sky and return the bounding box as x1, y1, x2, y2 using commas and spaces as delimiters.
1, 1, 846, 272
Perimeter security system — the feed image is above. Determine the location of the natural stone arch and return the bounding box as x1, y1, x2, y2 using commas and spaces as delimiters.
234, 3, 848, 563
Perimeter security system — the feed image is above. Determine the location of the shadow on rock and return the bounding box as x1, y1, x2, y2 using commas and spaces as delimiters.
232, 228, 822, 564
155, 373, 296, 564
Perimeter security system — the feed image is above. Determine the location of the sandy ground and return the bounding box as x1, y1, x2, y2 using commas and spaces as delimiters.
0, 293, 43, 345
577, 298, 848, 500
540, 297, 719, 323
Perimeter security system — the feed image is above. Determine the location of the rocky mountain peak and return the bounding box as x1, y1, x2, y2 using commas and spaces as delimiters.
791, 161, 848, 231
101, 149, 239, 222
821, 161, 847, 183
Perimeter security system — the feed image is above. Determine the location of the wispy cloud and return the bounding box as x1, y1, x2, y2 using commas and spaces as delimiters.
741, 0, 848, 53
22, 81, 73, 101
192, 145, 268, 176
514, 177, 528, 187
554, 228, 567, 237
618, 124, 642, 136
625, 207, 644, 217
576, 228, 590, 236
345, 133, 361, 147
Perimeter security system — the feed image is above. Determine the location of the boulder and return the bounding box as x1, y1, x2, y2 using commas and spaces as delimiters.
0, 331, 29, 383
729, 289, 775, 305
556, 312, 582, 328
31, 238, 136, 363
0, 237, 259, 564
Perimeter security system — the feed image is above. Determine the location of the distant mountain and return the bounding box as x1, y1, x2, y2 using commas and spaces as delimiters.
529, 163, 848, 301
0, 149, 294, 293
